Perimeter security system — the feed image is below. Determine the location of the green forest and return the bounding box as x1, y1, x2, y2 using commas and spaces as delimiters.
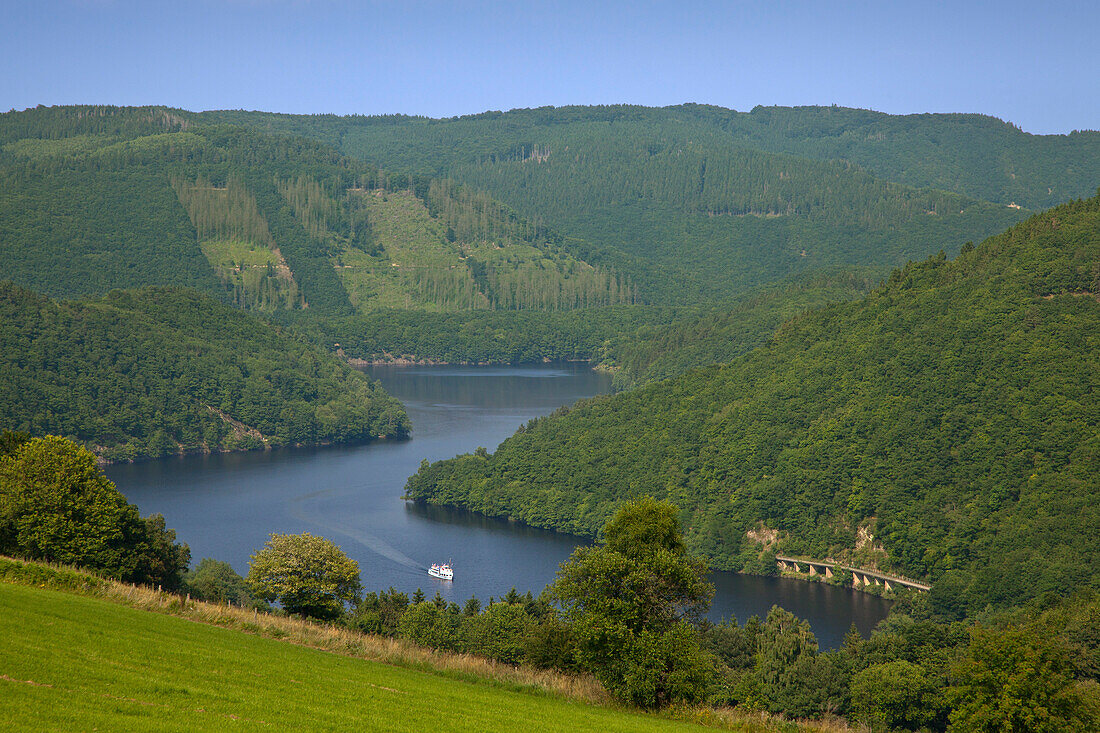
203, 105, 1044, 303
405, 194, 1100, 614
0, 283, 409, 461
0, 106, 630, 317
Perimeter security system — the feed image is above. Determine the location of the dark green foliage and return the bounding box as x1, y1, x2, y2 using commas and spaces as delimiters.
0, 430, 30, 458
601, 268, 878, 389
303, 305, 676, 364
549, 498, 715, 708
212, 103, 1099, 209
351, 587, 410, 636
182, 558, 261, 608
692, 103, 1100, 209
207, 105, 1047, 304
0, 436, 189, 589
405, 195, 1100, 613
0, 283, 409, 461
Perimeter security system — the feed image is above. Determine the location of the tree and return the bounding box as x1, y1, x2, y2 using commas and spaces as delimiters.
183, 558, 258, 607
0, 435, 189, 587
246, 532, 361, 620
462, 601, 533, 664
947, 626, 1099, 732
398, 601, 459, 650
851, 660, 941, 730
550, 496, 714, 708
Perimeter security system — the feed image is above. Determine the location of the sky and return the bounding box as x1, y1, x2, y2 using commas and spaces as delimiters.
3, 0, 1098, 134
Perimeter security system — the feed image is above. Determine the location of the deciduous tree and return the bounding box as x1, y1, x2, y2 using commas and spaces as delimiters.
246, 532, 361, 620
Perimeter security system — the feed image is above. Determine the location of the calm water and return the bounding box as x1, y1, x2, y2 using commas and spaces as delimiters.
108, 363, 890, 648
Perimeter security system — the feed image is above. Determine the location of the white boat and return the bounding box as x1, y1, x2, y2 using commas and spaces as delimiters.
428, 562, 453, 580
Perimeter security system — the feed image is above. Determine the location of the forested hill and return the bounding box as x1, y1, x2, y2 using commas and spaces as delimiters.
0, 283, 409, 462
200, 105, 1044, 302
405, 193, 1100, 615
0, 105, 630, 316
670, 104, 1100, 210
204, 105, 1100, 209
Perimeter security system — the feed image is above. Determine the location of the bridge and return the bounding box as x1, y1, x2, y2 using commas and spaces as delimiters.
775, 555, 931, 592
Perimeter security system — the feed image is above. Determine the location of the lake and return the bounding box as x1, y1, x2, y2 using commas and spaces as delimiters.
109, 363, 891, 648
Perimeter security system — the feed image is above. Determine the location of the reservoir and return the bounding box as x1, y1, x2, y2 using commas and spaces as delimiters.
109, 363, 891, 649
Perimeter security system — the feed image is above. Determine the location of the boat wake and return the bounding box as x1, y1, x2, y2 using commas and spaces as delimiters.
286, 504, 423, 572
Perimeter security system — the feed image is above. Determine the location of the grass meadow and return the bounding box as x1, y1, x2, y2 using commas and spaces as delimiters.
0, 559, 851, 732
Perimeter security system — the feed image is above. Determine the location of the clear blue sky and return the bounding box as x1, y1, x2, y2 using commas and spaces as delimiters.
4, 0, 1098, 134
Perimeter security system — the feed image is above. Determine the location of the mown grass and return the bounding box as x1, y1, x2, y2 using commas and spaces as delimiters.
0, 559, 850, 732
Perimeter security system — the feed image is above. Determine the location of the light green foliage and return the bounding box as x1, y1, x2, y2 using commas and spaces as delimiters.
0, 436, 189, 588
0, 582, 709, 732
744, 607, 847, 718
246, 532, 361, 620
947, 626, 1099, 732
851, 660, 940, 730
550, 497, 715, 708
397, 600, 460, 649
173, 174, 303, 310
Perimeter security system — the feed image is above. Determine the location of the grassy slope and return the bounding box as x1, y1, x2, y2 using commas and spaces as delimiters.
0, 575, 827, 733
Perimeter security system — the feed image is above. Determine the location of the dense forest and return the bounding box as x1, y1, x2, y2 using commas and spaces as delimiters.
405, 194, 1100, 614
205, 104, 1100, 209
599, 267, 880, 389
0, 106, 628, 317
203, 105, 1042, 303
0, 283, 409, 461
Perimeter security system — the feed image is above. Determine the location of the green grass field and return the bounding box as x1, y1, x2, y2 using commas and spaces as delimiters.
0, 583, 713, 732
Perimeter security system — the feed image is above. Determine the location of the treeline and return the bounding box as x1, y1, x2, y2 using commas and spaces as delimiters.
405, 195, 1100, 614
677, 103, 1100, 209
296, 306, 679, 365
205, 103, 1099, 211
0, 283, 409, 462
203, 104, 1037, 303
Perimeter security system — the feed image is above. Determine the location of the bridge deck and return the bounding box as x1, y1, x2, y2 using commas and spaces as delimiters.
775, 555, 931, 591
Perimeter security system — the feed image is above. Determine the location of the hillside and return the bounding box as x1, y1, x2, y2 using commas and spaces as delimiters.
678, 104, 1100, 210
600, 268, 879, 389
0, 283, 408, 461
405, 195, 1100, 615
0, 581, 718, 733
203, 105, 1049, 303
0, 106, 628, 316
